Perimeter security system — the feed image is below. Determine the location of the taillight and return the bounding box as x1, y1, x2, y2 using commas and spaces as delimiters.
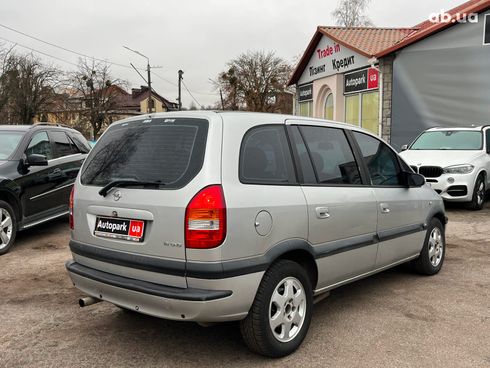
185, 185, 226, 249
69, 187, 74, 230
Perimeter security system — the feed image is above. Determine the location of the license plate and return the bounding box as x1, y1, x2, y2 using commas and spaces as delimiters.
94, 216, 145, 242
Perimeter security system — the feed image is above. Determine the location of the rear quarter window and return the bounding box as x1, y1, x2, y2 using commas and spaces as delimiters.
81, 118, 208, 189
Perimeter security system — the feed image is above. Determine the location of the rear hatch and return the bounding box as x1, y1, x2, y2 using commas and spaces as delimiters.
71, 115, 221, 287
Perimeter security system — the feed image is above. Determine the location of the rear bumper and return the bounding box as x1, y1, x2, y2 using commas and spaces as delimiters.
66, 261, 262, 322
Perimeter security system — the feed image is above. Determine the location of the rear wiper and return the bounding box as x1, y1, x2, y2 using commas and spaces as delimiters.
98, 179, 165, 197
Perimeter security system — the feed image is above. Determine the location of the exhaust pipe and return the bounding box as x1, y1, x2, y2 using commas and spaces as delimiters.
79, 296, 101, 307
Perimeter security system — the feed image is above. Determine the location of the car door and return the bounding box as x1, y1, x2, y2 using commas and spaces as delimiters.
351, 131, 426, 268
287, 123, 378, 289
19, 130, 59, 219
47, 130, 85, 210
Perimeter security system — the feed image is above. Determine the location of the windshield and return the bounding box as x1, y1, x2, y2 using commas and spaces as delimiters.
0, 131, 24, 159
80, 117, 208, 189
410, 131, 483, 150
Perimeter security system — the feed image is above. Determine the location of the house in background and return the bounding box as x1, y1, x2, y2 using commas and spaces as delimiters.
289, 0, 490, 149
36, 85, 178, 137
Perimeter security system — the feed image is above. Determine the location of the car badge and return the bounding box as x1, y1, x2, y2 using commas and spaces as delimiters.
113, 190, 122, 201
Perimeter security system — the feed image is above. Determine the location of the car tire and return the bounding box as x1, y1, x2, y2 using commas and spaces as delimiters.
0, 200, 17, 256
467, 174, 486, 211
240, 259, 313, 358
412, 218, 445, 275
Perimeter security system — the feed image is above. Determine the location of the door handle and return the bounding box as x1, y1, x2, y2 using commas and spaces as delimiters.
380, 203, 390, 214
315, 207, 330, 219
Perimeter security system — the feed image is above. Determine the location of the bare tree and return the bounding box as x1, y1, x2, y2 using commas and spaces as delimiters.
215, 51, 293, 113
0, 52, 60, 124
332, 0, 374, 27
68, 59, 126, 139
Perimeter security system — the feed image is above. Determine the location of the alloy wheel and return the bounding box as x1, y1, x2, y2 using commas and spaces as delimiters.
428, 227, 443, 267
0, 208, 13, 250
269, 277, 307, 343
476, 181, 485, 206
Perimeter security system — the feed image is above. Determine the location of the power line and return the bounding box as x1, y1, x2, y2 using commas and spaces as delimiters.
0, 22, 143, 70
0, 36, 79, 67
0, 23, 219, 99
182, 79, 204, 109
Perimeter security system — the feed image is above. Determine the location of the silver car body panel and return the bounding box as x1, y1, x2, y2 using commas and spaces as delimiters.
67, 111, 445, 323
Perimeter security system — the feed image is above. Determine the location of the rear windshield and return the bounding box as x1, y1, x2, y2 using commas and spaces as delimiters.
410, 131, 482, 150
81, 117, 208, 189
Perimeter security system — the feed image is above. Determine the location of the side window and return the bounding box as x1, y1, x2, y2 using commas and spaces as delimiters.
69, 132, 90, 153
239, 125, 296, 184
299, 126, 362, 185
51, 131, 79, 158
26, 131, 53, 160
486, 129, 490, 153
353, 131, 402, 186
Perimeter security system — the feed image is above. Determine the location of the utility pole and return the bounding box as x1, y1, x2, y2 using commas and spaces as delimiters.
178, 70, 184, 111
219, 89, 225, 110
123, 46, 157, 114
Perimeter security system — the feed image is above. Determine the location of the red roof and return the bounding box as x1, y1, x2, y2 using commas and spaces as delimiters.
288, 0, 490, 86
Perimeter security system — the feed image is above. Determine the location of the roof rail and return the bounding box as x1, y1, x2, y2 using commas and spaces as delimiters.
32, 122, 71, 129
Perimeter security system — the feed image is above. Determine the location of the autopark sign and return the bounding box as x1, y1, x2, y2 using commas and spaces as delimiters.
344, 67, 379, 94
298, 35, 370, 84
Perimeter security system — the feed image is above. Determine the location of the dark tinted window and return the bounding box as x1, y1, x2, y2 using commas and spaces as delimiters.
51, 131, 79, 158
26, 131, 53, 160
69, 132, 91, 153
353, 132, 402, 186
486, 129, 490, 152
81, 118, 208, 189
289, 127, 316, 184
299, 126, 362, 185
485, 14, 490, 44
240, 125, 295, 184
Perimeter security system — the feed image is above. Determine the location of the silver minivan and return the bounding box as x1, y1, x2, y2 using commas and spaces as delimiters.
66, 112, 446, 357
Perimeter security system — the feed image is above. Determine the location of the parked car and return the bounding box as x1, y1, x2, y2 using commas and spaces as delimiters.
0, 123, 91, 255
400, 126, 490, 210
66, 112, 446, 357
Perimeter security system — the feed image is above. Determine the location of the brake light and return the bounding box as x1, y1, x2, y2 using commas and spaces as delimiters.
185, 185, 226, 249
69, 187, 74, 230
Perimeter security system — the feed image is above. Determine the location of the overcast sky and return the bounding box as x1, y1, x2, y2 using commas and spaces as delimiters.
0, 0, 463, 107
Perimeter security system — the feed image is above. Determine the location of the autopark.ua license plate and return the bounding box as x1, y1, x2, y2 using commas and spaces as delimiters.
94, 217, 145, 242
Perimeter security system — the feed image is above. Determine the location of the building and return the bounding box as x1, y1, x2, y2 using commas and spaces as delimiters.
288, 0, 490, 149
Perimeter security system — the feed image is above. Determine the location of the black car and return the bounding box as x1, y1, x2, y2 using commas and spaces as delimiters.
0, 123, 90, 255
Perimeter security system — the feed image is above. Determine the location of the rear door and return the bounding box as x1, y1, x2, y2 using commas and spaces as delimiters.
287, 123, 378, 289
351, 131, 426, 267
73, 116, 219, 288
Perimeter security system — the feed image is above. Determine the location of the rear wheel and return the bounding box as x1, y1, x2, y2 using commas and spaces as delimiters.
412, 218, 445, 275
240, 260, 313, 358
0, 200, 17, 256
467, 174, 486, 211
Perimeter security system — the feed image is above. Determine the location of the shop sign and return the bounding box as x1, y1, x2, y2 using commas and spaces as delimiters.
344, 67, 379, 94
298, 84, 313, 102
298, 35, 370, 84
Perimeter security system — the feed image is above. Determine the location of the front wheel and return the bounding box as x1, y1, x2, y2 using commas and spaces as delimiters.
0, 200, 17, 256
240, 260, 313, 358
412, 218, 445, 275
467, 174, 486, 211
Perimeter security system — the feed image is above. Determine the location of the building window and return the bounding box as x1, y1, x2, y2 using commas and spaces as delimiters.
299, 101, 313, 117
344, 91, 379, 135
345, 94, 360, 125
361, 92, 379, 134
324, 93, 334, 120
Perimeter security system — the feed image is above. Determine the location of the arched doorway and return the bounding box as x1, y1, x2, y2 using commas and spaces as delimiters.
324, 93, 333, 120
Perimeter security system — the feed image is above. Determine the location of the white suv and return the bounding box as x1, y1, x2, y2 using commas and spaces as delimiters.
400, 126, 490, 210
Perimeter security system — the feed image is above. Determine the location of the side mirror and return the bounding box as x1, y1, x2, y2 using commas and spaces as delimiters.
403, 171, 425, 187
401, 144, 408, 151
26, 154, 48, 167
